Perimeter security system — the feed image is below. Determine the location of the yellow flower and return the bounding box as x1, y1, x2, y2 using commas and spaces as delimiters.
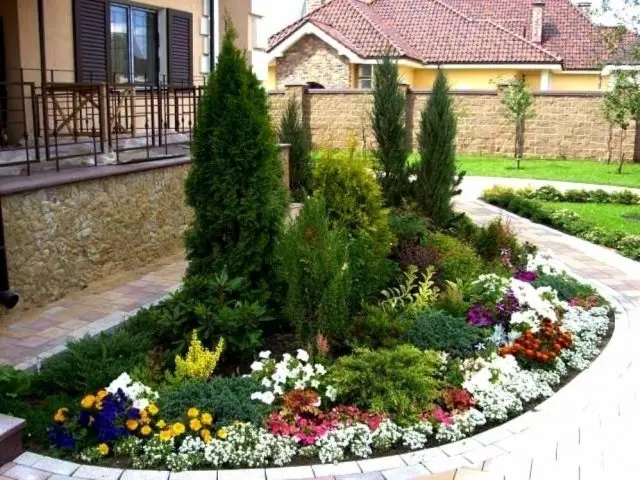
126, 419, 139, 431
140, 425, 152, 436
201, 413, 213, 426
172, 422, 186, 436
217, 428, 228, 440
159, 429, 173, 441
147, 404, 159, 416
200, 428, 212, 443
53, 408, 68, 423
96, 390, 108, 401
156, 419, 167, 429
94, 400, 103, 411
97, 443, 109, 456
140, 410, 149, 420
189, 418, 202, 432
187, 407, 199, 418
81, 395, 96, 409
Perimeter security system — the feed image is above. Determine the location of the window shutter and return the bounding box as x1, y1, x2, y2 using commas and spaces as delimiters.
167, 9, 193, 86
73, 0, 110, 83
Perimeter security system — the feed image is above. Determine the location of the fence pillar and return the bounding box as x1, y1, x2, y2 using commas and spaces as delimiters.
98, 84, 108, 153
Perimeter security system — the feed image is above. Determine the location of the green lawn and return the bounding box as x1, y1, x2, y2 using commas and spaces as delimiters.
540, 201, 640, 235
456, 155, 640, 189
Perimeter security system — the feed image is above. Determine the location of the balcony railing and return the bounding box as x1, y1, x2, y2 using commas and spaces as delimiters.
0, 70, 206, 176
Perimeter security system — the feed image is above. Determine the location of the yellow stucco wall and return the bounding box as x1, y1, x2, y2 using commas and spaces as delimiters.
398, 66, 414, 86
412, 69, 521, 90
267, 66, 277, 89
550, 73, 604, 91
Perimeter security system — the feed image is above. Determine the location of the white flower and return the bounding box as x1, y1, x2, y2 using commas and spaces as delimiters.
310, 380, 320, 389
133, 398, 150, 411
282, 353, 292, 362
106, 372, 132, 394
296, 349, 310, 362
314, 364, 326, 375
259, 351, 271, 359
261, 378, 272, 388
273, 385, 284, 395
251, 392, 264, 401
250, 361, 264, 372
294, 380, 306, 390
261, 391, 275, 405
325, 385, 337, 402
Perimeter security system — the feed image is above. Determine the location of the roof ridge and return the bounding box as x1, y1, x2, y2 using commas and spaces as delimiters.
431, 0, 474, 22
485, 18, 563, 61
268, 0, 337, 46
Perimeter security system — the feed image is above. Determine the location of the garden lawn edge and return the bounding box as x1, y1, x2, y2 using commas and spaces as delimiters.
1, 268, 631, 479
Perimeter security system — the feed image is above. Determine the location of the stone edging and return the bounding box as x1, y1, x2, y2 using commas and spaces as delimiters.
1, 263, 631, 480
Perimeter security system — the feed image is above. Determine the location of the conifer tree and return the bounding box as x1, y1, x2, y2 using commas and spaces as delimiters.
279, 96, 312, 201
371, 54, 410, 206
184, 20, 287, 293
415, 70, 458, 227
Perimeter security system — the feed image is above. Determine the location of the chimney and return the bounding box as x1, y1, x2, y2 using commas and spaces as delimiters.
303, 0, 326, 15
531, 0, 545, 44
576, 2, 592, 16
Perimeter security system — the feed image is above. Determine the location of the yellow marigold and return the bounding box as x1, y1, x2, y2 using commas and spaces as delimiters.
172, 422, 186, 436
201, 413, 213, 426
200, 428, 212, 444
187, 407, 199, 418
140, 410, 149, 420
175, 331, 225, 380
217, 428, 228, 440
98, 443, 109, 456
81, 395, 96, 409
189, 418, 202, 432
147, 404, 159, 416
159, 429, 173, 441
94, 400, 103, 411
156, 419, 167, 429
53, 408, 68, 423
126, 419, 139, 431
140, 425, 152, 436
96, 390, 108, 401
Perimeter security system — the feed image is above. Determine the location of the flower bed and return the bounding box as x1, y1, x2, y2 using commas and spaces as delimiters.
12, 251, 609, 471
482, 185, 640, 261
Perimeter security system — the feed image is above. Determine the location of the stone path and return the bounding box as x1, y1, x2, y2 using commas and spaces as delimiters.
0, 257, 186, 370
1, 177, 639, 479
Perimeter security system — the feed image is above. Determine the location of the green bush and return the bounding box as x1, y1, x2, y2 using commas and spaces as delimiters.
350, 306, 413, 350
0, 365, 31, 397
184, 20, 286, 294
611, 189, 639, 205
563, 189, 590, 203
428, 233, 483, 284
534, 185, 563, 202
277, 196, 353, 345
327, 345, 442, 424
158, 377, 270, 426
474, 218, 519, 263
389, 211, 429, 245
533, 273, 597, 301
590, 189, 612, 203
279, 95, 312, 201
405, 309, 487, 358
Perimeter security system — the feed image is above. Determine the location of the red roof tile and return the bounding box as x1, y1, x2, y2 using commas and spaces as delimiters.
269, 0, 636, 69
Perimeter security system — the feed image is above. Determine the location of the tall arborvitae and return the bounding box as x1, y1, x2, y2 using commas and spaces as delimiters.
279, 96, 312, 201
415, 69, 458, 227
184, 19, 287, 294
371, 54, 410, 206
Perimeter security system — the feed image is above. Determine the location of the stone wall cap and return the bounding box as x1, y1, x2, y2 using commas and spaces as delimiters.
284, 82, 309, 88
0, 413, 26, 441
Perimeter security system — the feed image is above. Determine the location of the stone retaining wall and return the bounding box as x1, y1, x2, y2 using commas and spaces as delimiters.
269, 86, 636, 161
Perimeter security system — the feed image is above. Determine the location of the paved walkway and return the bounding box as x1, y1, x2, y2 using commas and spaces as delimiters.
0, 177, 639, 479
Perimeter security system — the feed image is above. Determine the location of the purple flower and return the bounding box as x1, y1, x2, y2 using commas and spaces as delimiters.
515, 270, 537, 283
497, 289, 520, 324
467, 303, 494, 327
48, 424, 76, 450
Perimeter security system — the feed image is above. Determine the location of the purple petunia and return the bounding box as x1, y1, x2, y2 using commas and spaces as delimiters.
467, 303, 494, 327
515, 270, 537, 283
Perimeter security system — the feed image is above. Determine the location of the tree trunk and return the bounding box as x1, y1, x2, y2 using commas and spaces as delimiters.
606, 123, 613, 165
634, 118, 640, 163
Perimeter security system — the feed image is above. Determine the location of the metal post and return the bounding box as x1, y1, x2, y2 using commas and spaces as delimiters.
37, 0, 51, 162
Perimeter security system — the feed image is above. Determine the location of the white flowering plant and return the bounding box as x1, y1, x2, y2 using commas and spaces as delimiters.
249, 349, 336, 405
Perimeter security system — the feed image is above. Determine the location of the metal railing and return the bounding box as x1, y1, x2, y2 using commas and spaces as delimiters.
0, 70, 206, 175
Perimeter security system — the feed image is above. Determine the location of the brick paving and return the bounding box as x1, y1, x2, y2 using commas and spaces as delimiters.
1, 178, 639, 479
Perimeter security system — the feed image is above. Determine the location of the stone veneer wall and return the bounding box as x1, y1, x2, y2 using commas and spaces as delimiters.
268, 87, 635, 161
275, 36, 352, 89
1, 161, 192, 311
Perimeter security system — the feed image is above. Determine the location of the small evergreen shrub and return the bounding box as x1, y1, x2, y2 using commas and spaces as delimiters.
611, 189, 639, 204
474, 218, 519, 263
389, 211, 429, 244
533, 273, 597, 302
184, 21, 287, 294
327, 345, 443, 424
428, 233, 483, 284
158, 377, 270, 425
277, 196, 353, 345
563, 189, 590, 203
405, 309, 487, 358
371, 54, 410, 206
279, 95, 312, 201
533, 185, 563, 202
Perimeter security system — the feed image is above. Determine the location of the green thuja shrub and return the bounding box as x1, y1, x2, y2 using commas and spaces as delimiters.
428, 232, 483, 284
474, 218, 519, 263
158, 377, 270, 425
371, 54, 410, 206
405, 309, 487, 358
184, 20, 287, 294
279, 95, 312, 201
327, 345, 443, 424
415, 70, 461, 227
277, 196, 352, 345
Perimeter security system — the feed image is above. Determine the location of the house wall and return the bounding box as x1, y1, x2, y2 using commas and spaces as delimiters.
274, 35, 351, 88
550, 73, 604, 91
268, 86, 634, 161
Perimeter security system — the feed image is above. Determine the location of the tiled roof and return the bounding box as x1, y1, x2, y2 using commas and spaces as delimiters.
268, 0, 638, 69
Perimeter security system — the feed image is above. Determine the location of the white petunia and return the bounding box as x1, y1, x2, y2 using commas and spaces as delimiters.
261, 391, 276, 405
296, 349, 310, 362
259, 351, 271, 359
250, 361, 264, 372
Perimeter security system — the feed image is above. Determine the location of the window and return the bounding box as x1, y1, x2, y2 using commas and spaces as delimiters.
110, 4, 157, 84
252, 15, 266, 50
359, 65, 373, 89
